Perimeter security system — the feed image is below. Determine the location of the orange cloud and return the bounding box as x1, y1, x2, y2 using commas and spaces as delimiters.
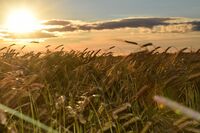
1, 31, 56, 39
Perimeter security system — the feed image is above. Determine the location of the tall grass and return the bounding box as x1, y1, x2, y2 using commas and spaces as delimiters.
0, 43, 200, 132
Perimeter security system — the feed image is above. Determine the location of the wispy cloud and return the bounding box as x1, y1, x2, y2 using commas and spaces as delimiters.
1, 31, 56, 39
43, 17, 200, 33
44, 17, 173, 32
43, 20, 71, 26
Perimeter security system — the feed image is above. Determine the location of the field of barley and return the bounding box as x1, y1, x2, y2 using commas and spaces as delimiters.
0, 43, 200, 133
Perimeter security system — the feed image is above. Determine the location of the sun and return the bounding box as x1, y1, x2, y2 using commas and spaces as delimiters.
5, 9, 40, 33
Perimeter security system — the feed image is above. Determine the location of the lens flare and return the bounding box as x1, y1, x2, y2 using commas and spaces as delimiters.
5, 9, 40, 33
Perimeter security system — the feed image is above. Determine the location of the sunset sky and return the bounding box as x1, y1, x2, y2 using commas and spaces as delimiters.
0, 0, 200, 53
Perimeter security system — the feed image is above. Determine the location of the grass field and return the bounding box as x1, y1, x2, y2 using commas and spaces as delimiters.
0, 43, 200, 133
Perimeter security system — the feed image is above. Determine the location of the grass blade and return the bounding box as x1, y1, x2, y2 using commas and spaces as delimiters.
0, 103, 58, 133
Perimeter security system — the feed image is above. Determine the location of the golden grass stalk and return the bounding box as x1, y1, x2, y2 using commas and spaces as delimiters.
112, 103, 131, 119
140, 121, 152, 133
173, 116, 189, 126
122, 116, 140, 128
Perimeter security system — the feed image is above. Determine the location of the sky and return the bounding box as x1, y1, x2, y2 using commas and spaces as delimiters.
53, 0, 200, 19
0, 0, 200, 53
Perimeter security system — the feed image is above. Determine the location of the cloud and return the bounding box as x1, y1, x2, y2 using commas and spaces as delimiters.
152, 24, 193, 33
1, 17, 199, 41
47, 25, 78, 32
94, 18, 171, 29
2, 31, 56, 39
45, 17, 172, 32
43, 20, 72, 26
43, 17, 200, 33
189, 21, 200, 31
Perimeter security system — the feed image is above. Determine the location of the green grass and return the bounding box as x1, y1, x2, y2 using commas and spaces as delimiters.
0, 43, 200, 132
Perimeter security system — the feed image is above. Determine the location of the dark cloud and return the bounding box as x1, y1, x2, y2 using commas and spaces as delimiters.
43, 20, 72, 26
93, 18, 171, 29
43, 17, 200, 33
47, 25, 78, 32
2, 31, 56, 39
188, 21, 200, 31
45, 17, 172, 32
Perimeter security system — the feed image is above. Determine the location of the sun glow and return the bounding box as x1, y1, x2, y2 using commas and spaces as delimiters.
5, 9, 40, 33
